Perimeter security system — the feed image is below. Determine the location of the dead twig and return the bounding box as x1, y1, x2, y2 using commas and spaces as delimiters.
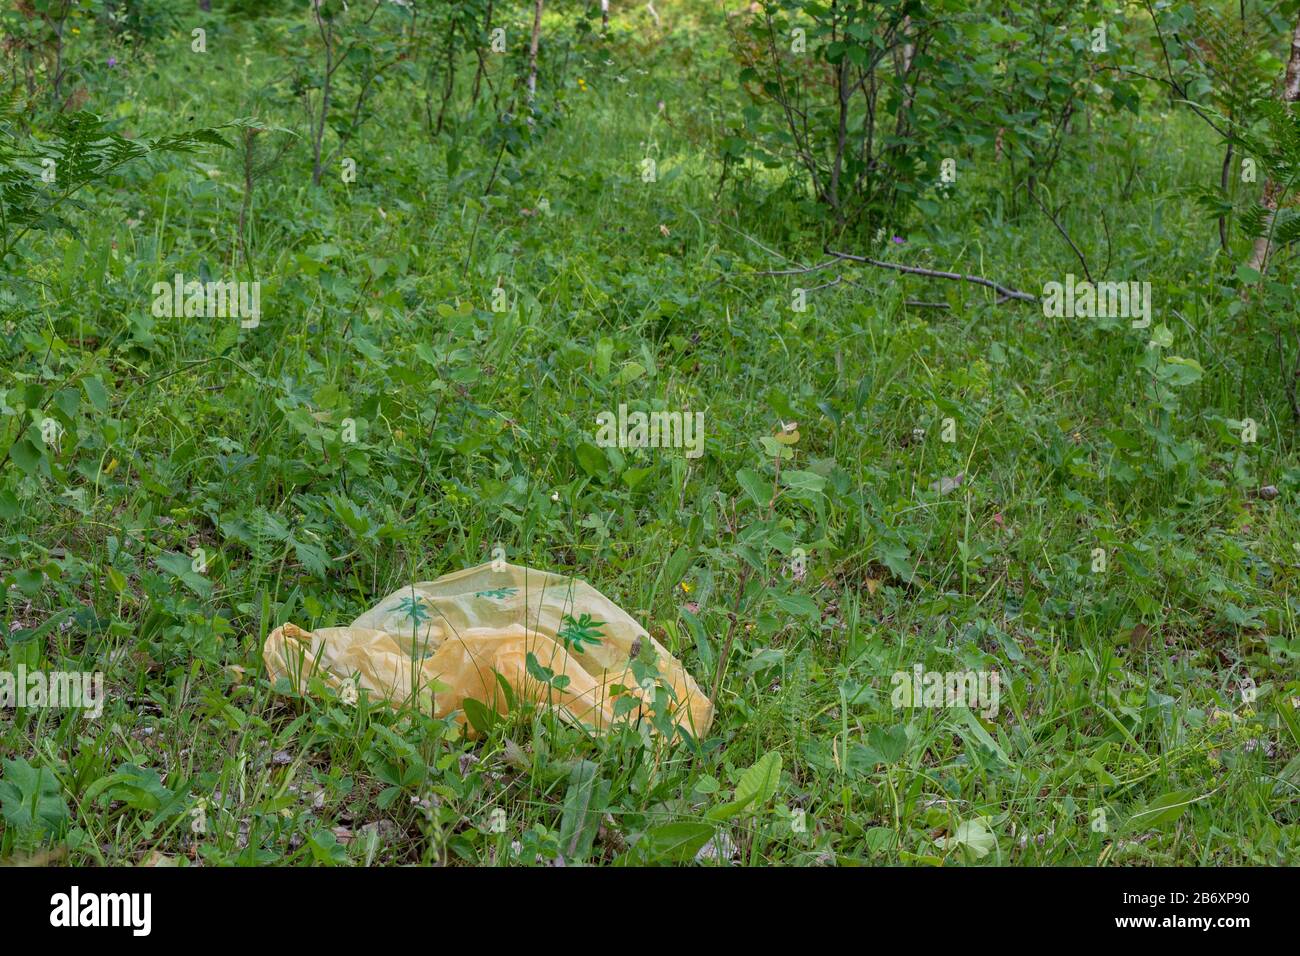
804, 275, 844, 293
1027, 186, 1093, 284
823, 248, 1037, 304
748, 259, 839, 278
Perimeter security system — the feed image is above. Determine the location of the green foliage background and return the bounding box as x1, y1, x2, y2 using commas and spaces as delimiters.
0, 0, 1298, 866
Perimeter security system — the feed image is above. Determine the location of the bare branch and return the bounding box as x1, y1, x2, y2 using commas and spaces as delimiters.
823, 248, 1037, 304
1027, 186, 1093, 284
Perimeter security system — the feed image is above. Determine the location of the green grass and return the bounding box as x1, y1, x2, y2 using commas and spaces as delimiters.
1, 2, 1298, 866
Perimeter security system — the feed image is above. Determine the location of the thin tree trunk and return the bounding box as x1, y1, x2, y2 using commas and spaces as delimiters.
1246, 15, 1300, 273
1219, 140, 1233, 252
310, 8, 334, 189
52, 0, 71, 105
435, 19, 457, 134
471, 0, 493, 106
240, 132, 255, 274
527, 0, 544, 111
312, 66, 332, 186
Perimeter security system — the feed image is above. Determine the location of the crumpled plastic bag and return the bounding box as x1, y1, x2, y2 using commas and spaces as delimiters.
263, 562, 712, 738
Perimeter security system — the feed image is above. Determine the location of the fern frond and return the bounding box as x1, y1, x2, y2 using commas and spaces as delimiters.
0, 113, 232, 266
1239, 200, 1271, 239
1269, 208, 1300, 247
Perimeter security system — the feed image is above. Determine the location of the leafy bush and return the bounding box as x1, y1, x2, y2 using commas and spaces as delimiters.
725, 0, 1140, 231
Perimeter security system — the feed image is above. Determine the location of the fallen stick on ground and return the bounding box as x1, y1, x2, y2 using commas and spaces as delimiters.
824, 247, 1038, 304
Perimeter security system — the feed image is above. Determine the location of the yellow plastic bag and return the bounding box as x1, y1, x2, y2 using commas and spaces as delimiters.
263, 562, 712, 738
